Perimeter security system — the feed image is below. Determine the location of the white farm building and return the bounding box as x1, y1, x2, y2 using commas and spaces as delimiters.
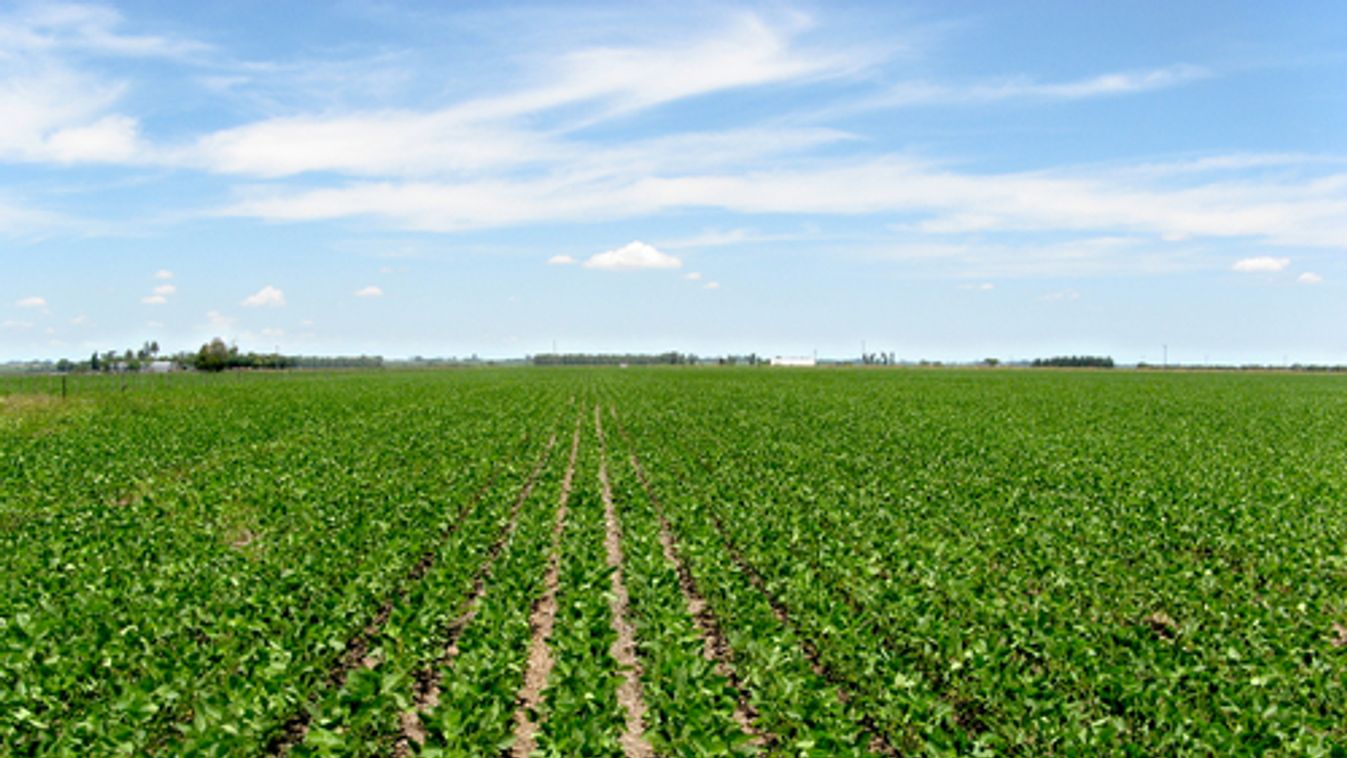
770, 356, 817, 367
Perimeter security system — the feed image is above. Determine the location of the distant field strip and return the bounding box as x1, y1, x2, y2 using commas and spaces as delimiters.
3, 368, 1345, 754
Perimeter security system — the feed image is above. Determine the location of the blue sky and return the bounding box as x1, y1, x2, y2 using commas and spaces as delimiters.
2, 1, 1345, 363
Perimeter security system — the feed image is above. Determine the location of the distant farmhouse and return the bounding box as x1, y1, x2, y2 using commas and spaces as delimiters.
770, 356, 816, 367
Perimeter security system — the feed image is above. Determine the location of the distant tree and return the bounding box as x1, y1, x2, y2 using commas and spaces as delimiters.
984, 357, 1000, 367
1032, 355, 1114, 369
90, 352, 100, 372
195, 338, 235, 372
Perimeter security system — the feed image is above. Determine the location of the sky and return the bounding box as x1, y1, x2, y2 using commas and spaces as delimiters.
2, 1, 1345, 364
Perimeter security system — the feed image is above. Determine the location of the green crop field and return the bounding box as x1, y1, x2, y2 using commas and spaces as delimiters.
3, 368, 1345, 755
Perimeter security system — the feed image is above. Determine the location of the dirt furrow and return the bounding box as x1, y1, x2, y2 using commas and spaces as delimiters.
707, 511, 897, 756
265, 455, 510, 756
509, 417, 582, 757
394, 430, 559, 753
594, 405, 655, 758
612, 405, 770, 748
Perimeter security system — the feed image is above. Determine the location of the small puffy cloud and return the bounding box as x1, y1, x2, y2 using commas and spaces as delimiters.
1232, 256, 1290, 273
547, 254, 577, 265
354, 285, 383, 298
685, 271, 703, 281
15, 296, 46, 308
583, 241, 681, 271
959, 282, 994, 291
154, 269, 174, 280
704, 281, 721, 290
206, 310, 236, 329
141, 295, 167, 305
241, 285, 285, 307
153, 284, 176, 296
1298, 272, 1323, 285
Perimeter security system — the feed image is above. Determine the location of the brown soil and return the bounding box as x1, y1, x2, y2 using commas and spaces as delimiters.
510, 417, 582, 757
594, 405, 655, 758
393, 430, 559, 754
270, 432, 553, 757
1331, 622, 1347, 648
708, 510, 897, 756
1145, 611, 1179, 641
618, 424, 769, 748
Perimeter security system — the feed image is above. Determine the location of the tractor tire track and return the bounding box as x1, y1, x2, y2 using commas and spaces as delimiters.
609, 405, 772, 749
270, 429, 554, 756
394, 428, 559, 753
509, 416, 582, 757
594, 405, 655, 758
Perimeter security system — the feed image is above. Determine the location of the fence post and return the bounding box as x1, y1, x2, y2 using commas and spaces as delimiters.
62, 374, 67, 400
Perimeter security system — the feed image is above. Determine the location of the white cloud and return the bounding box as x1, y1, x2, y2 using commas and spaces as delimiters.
685, 271, 703, 281
1, 319, 33, 330
241, 285, 285, 307
42, 114, 142, 163
846, 64, 1209, 114
1298, 272, 1323, 285
354, 285, 383, 298
152, 283, 175, 296
176, 12, 856, 180
546, 254, 576, 265
704, 281, 721, 290
1039, 290, 1082, 302
222, 156, 1347, 252
958, 282, 994, 291
0, 4, 208, 59
583, 241, 682, 271
15, 295, 46, 308
153, 269, 174, 279
1232, 256, 1291, 273
206, 309, 235, 329
140, 294, 167, 305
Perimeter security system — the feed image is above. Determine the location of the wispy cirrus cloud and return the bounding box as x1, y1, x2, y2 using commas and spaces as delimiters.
222, 156, 1347, 254
0, 2, 208, 59
0, 3, 204, 167
824, 64, 1210, 118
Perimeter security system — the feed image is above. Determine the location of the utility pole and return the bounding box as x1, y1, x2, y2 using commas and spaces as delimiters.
861, 340, 866, 364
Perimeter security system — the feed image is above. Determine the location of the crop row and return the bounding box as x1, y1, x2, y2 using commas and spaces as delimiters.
612, 368, 1347, 752
2, 373, 568, 753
